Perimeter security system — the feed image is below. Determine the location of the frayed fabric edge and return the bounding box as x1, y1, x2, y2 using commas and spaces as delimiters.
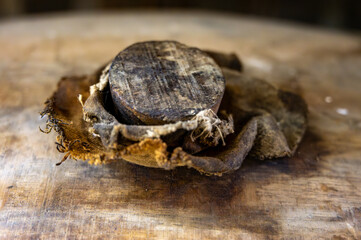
82, 64, 235, 148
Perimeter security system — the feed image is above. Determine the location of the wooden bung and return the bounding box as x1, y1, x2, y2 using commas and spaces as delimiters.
109, 41, 225, 125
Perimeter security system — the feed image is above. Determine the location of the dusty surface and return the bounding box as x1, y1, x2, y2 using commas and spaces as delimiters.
0, 11, 360, 239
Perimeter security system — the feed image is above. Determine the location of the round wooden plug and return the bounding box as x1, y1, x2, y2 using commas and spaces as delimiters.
109, 41, 225, 125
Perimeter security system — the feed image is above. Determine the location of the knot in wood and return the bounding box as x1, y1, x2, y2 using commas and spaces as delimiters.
109, 41, 225, 125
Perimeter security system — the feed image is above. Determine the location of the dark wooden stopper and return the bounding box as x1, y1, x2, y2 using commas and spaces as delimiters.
109, 41, 225, 125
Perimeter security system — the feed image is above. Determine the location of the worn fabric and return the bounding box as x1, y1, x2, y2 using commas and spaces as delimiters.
41, 56, 307, 176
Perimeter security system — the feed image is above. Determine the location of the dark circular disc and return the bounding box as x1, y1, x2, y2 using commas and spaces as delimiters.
109, 41, 225, 125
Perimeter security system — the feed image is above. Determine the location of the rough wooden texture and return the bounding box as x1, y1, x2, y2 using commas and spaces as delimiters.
0, 11, 360, 239
109, 41, 225, 125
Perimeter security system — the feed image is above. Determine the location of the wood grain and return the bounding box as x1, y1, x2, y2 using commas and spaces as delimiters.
0, 11, 360, 239
109, 41, 225, 125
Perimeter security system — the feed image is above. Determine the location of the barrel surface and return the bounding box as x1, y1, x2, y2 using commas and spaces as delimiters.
0, 11, 360, 239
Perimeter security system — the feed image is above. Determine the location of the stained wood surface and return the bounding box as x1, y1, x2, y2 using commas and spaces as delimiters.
109, 41, 225, 125
0, 11, 361, 239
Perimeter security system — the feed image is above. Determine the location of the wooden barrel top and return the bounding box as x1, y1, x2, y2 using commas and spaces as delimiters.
0, 11, 360, 239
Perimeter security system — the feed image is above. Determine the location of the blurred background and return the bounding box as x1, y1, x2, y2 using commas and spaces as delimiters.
0, 0, 360, 32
